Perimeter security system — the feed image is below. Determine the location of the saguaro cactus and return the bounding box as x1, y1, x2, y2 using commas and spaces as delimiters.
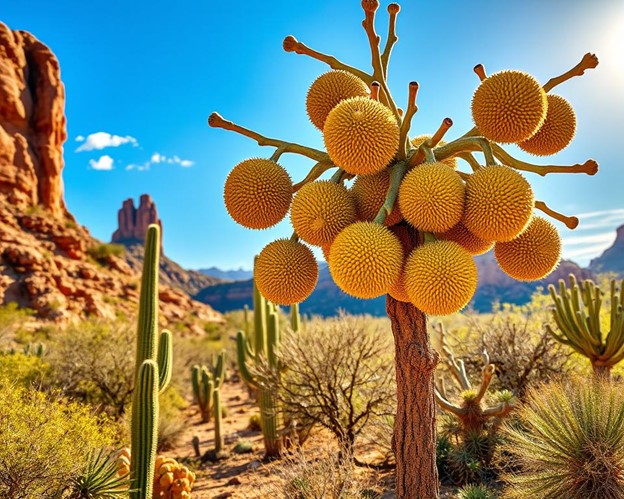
130, 224, 172, 499
547, 275, 624, 378
237, 280, 284, 458
191, 350, 226, 423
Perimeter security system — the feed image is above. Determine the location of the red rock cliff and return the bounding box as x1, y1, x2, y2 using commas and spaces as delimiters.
0, 22, 67, 218
112, 194, 163, 244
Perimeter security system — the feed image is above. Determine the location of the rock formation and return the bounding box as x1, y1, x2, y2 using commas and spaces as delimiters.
112, 194, 162, 245
589, 224, 624, 275
0, 22, 67, 218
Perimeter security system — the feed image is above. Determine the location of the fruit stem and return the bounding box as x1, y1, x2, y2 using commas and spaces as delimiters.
208, 112, 330, 163
543, 52, 599, 93
374, 160, 408, 224
290, 231, 300, 243
282, 35, 373, 85
330, 168, 346, 184
370, 81, 381, 101
292, 161, 335, 192
422, 144, 436, 163
458, 152, 481, 172
429, 117, 454, 148
381, 4, 400, 78
399, 82, 419, 160
434, 137, 495, 166
424, 232, 437, 244
270, 146, 287, 162
535, 200, 579, 229
473, 64, 487, 82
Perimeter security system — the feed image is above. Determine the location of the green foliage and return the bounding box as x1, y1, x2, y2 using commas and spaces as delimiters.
65, 448, 131, 498
191, 350, 225, 423
501, 378, 624, 498
0, 378, 117, 498
88, 243, 126, 263
233, 440, 254, 454
157, 387, 187, 452
456, 484, 497, 499
0, 351, 49, 386
0, 302, 34, 346
248, 413, 262, 431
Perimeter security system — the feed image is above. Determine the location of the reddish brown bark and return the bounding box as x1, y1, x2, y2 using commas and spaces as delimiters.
387, 295, 439, 498
592, 362, 612, 379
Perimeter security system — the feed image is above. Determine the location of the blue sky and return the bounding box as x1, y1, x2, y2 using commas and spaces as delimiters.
2, 0, 623, 270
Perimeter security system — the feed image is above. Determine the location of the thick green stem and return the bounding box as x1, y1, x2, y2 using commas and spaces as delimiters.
374, 161, 408, 224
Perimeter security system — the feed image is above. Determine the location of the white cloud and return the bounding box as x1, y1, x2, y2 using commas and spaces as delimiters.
76, 132, 138, 152
75, 135, 85, 142
126, 162, 149, 171
89, 155, 114, 171
562, 232, 616, 246
129, 152, 194, 171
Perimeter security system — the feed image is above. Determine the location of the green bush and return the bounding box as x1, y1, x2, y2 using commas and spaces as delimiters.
0, 303, 34, 346
87, 243, 125, 263
456, 484, 497, 499
0, 378, 117, 498
0, 351, 49, 387
501, 378, 624, 498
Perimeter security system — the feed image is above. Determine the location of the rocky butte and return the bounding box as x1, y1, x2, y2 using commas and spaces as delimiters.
0, 22, 222, 329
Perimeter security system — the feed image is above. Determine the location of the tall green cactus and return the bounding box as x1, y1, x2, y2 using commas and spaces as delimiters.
192, 350, 226, 423
547, 274, 624, 378
130, 224, 172, 499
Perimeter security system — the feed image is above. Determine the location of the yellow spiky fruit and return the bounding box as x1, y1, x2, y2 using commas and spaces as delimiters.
435, 220, 494, 256
329, 222, 403, 299
494, 216, 561, 281
472, 70, 547, 143
291, 181, 357, 246
255, 239, 318, 305
518, 94, 576, 156
350, 169, 403, 226
398, 162, 465, 232
224, 158, 292, 229
410, 135, 457, 168
404, 240, 478, 316
306, 70, 370, 130
464, 165, 534, 242
324, 96, 400, 175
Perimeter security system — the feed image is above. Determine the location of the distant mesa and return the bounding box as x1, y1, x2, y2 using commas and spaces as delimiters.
112, 194, 163, 246
589, 224, 624, 275
198, 267, 253, 282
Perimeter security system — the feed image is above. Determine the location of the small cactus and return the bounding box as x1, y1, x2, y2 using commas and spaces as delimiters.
191, 350, 226, 423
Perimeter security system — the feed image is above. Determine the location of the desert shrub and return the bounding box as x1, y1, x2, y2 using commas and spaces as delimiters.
64, 448, 130, 498
456, 484, 498, 499
248, 413, 262, 431
87, 243, 125, 262
0, 378, 117, 498
501, 378, 624, 498
0, 302, 34, 347
0, 351, 50, 387
47, 318, 135, 419
276, 314, 395, 456
157, 387, 188, 452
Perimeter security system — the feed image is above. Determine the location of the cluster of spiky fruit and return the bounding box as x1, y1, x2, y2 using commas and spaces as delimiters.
221, 64, 577, 315
117, 449, 195, 498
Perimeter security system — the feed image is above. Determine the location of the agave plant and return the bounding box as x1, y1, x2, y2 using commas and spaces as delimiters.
66, 448, 131, 498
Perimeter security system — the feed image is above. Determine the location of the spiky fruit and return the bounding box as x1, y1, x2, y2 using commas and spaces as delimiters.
464, 165, 534, 242
404, 240, 477, 315
224, 158, 292, 229
435, 220, 494, 256
255, 239, 318, 305
324, 96, 400, 175
350, 169, 402, 226
291, 181, 357, 245
472, 70, 547, 143
329, 222, 403, 299
398, 162, 465, 232
411, 135, 457, 169
388, 224, 413, 303
518, 94, 576, 156
494, 216, 561, 281
306, 70, 369, 130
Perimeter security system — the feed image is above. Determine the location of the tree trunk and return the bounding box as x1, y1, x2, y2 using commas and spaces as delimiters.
592, 362, 611, 379
387, 295, 439, 499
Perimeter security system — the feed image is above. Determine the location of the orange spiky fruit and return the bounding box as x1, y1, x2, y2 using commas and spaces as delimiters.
398, 162, 465, 232
410, 135, 457, 168
472, 70, 547, 143
306, 70, 370, 130
255, 239, 318, 305
329, 222, 403, 299
291, 181, 357, 245
494, 216, 561, 281
435, 220, 494, 256
324, 96, 400, 175
464, 165, 534, 242
404, 240, 478, 316
350, 168, 403, 226
518, 94, 576, 156
224, 158, 292, 229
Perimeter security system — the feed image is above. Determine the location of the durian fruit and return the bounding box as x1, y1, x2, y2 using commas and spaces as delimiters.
518, 94, 576, 156
464, 165, 534, 242
411, 135, 457, 168
472, 70, 547, 143
350, 168, 403, 226
255, 239, 318, 305
388, 224, 413, 303
494, 216, 561, 281
435, 220, 494, 256
324, 96, 400, 175
329, 222, 403, 299
224, 158, 292, 229
306, 70, 369, 130
398, 162, 465, 233
291, 180, 357, 245
404, 240, 478, 316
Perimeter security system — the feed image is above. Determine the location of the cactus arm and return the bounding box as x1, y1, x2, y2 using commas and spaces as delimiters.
550, 284, 597, 354
290, 303, 301, 333
253, 279, 267, 357
245, 336, 255, 359
213, 350, 226, 389
130, 360, 159, 499
434, 387, 465, 416
243, 304, 250, 335
474, 364, 495, 404
157, 330, 172, 393
267, 312, 279, 368
237, 331, 259, 389
610, 281, 618, 334
483, 401, 512, 418
134, 225, 160, 378
191, 365, 201, 402
603, 310, 624, 361
213, 389, 223, 453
